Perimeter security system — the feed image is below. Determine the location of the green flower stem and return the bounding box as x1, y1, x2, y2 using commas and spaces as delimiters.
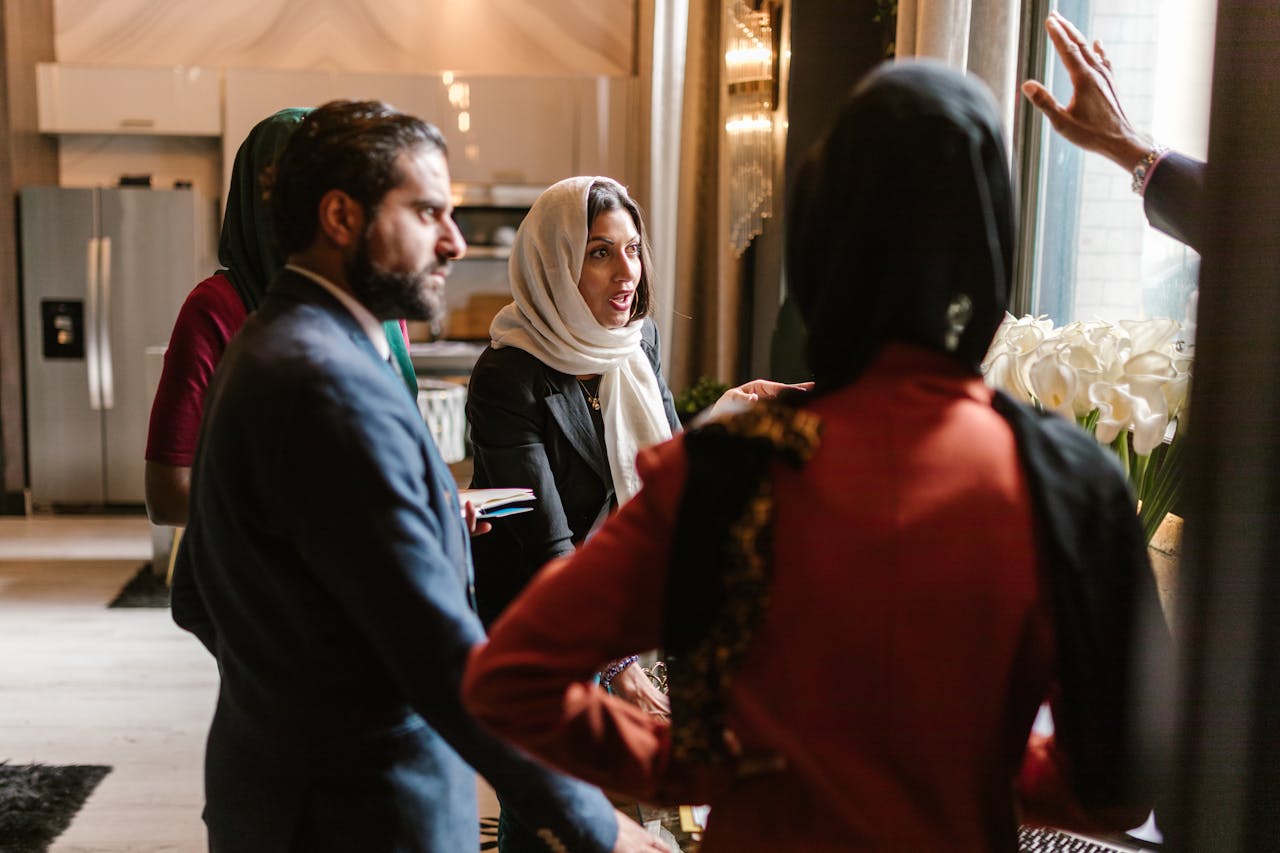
1140, 434, 1187, 542
1132, 451, 1152, 500
1112, 432, 1131, 480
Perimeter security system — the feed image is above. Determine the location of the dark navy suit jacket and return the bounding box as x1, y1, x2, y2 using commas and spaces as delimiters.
1144, 151, 1205, 252
172, 269, 615, 852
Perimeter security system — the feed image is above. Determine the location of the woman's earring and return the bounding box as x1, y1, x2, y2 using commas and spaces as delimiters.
944, 294, 974, 352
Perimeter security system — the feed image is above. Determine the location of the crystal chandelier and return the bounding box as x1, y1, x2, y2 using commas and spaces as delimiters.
724, 0, 779, 255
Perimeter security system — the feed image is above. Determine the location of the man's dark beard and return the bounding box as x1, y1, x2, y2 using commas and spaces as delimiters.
345, 235, 446, 323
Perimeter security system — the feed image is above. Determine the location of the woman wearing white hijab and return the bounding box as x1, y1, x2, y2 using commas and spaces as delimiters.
467, 177, 793, 669
468, 175, 679, 637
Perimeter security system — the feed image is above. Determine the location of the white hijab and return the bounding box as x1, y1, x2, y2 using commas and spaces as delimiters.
489, 176, 672, 504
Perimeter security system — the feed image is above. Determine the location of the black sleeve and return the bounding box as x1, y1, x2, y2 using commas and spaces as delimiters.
1143, 152, 1207, 252
466, 350, 578, 565
993, 392, 1172, 814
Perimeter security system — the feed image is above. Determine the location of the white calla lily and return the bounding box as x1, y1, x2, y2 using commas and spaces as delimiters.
1122, 351, 1177, 403
1090, 381, 1168, 455
1163, 372, 1191, 422
1027, 352, 1077, 420
1089, 381, 1133, 445
1121, 317, 1182, 358
1059, 342, 1107, 417
1004, 322, 1049, 358
1128, 389, 1170, 456
984, 350, 1034, 404
1124, 350, 1177, 381
1082, 321, 1128, 381
982, 313, 1192, 543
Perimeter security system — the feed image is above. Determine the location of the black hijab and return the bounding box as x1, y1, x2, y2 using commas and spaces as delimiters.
787, 60, 1014, 391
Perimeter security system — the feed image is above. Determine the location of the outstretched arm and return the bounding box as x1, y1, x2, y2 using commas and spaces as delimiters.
1022, 12, 1207, 249
707, 379, 814, 420
1020, 12, 1152, 172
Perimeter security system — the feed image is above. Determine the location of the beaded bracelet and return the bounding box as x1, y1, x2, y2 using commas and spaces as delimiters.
599, 655, 640, 692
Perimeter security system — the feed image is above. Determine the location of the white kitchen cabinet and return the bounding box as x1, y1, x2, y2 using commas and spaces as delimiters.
37, 63, 220, 136
331, 71, 441, 126
441, 76, 577, 186
221, 68, 334, 202
222, 69, 445, 202
219, 69, 633, 203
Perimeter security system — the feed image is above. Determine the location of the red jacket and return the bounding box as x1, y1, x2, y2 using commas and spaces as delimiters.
466, 344, 1152, 852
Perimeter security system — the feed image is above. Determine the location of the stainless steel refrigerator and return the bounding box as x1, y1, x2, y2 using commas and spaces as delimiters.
20, 186, 216, 507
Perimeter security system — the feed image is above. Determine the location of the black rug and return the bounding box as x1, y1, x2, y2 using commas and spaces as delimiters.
0, 763, 111, 853
107, 563, 170, 609
479, 815, 498, 850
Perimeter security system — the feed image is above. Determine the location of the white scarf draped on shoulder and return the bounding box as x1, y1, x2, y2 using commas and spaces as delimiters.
488, 176, 672, 504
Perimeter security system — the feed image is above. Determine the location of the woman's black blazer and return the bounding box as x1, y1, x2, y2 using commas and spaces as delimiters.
465, 318, 680, 626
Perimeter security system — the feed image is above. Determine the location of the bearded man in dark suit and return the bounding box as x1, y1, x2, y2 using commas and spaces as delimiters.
172, 100, 663, 853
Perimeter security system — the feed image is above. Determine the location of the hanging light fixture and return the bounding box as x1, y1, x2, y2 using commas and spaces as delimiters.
724, 0, 779, 255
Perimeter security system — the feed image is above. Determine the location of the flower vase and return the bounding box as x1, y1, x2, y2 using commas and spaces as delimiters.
1147, 512, 1182, 628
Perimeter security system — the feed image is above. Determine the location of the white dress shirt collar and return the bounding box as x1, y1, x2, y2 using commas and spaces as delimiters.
285, 263, 390, 360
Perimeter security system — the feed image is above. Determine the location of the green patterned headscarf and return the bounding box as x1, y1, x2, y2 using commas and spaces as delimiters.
219, 107, 308, 312
218, 107, 418, 398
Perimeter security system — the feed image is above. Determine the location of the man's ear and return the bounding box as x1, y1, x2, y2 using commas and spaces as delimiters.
316, 189, 365, 249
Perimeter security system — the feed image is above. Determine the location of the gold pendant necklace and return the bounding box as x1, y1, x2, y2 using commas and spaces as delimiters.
577, 378, 601, 411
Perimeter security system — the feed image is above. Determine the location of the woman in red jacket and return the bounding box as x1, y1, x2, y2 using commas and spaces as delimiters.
464, 60, 1169, 852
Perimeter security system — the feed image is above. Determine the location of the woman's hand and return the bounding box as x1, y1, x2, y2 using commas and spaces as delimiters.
610, 809, 668, 852
462, 500, 493, 538
732, 379, 815, 400
707, 379, 815, 420
609, 662, 671, 719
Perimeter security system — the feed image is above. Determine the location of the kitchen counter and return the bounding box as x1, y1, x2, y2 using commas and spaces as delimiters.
409, 340, 486, 377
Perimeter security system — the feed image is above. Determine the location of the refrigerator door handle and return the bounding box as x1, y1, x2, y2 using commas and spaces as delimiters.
85, 236, 103, 411
98, 236, 115, 410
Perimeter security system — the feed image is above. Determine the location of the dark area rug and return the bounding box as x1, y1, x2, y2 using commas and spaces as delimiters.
107, 562, 170, 608
480, 815, 498, 850
0, 762, 111, 853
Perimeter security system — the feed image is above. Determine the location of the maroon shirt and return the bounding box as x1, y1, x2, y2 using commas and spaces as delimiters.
145, 273, 248, 466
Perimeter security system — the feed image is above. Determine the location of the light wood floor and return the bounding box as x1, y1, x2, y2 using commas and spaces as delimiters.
0, 514, 213, 852
0, 513, 498, 852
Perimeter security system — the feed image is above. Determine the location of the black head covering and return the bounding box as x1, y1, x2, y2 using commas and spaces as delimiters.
219, 107, 310, 312
787, 59, 1015, 391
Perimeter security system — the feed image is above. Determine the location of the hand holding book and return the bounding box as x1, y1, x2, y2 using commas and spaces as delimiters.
457, 488, 536, 519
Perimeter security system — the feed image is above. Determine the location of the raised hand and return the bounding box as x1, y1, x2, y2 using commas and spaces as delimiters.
1020, 12, 1152, 171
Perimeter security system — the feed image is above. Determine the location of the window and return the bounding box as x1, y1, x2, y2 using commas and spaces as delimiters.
1023, 0, 1215, 327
